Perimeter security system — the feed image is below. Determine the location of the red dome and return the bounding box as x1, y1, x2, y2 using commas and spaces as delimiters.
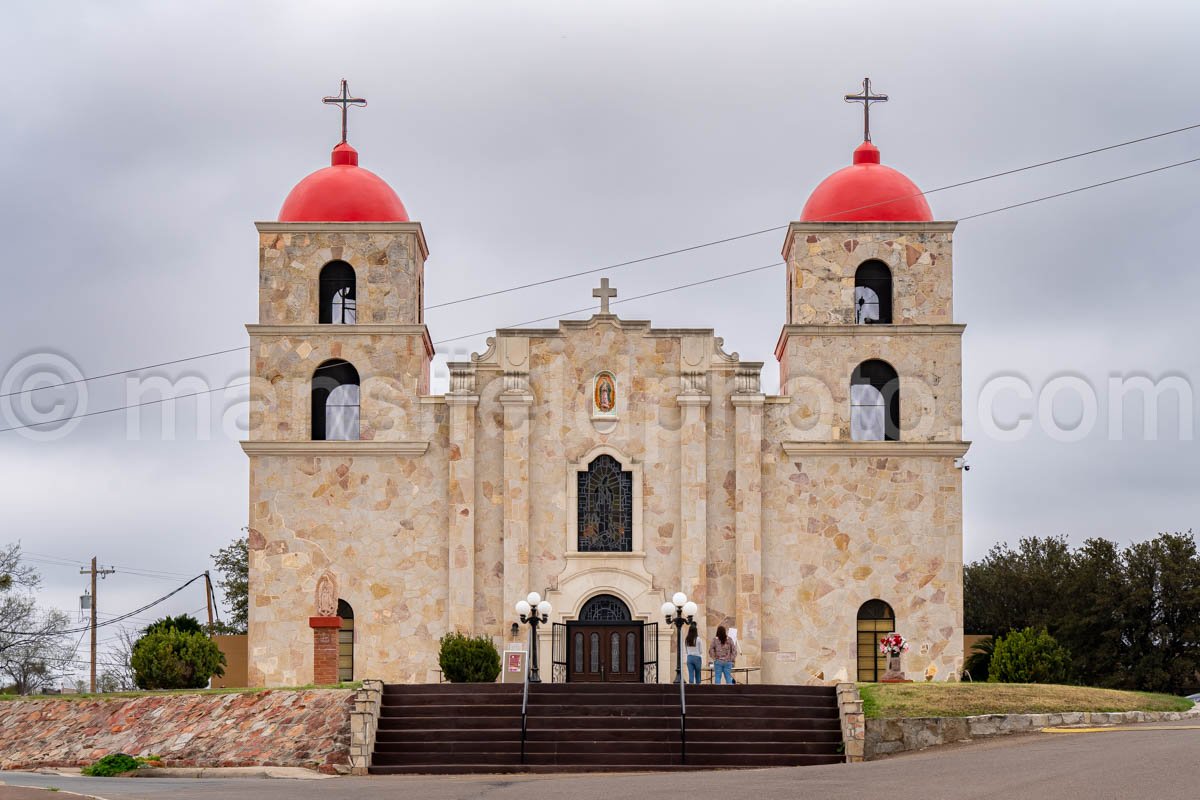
278, 143, 409, 222
800, 142, 932, 222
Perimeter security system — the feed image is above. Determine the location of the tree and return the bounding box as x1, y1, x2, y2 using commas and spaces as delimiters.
210, 538, 247, 634
98, 626, 140, 692
1118, 533, 1200, 694
131, 617, 225, 690
0, 543, 74, 694
965, 531, 1200, 694
964, 535, 1073, 636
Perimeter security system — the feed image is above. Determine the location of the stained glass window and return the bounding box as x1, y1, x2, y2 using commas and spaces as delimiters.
578, 594, 632, 622
577, 455, 633, 552
611, 632, 620, 673
590, 633, 600, 673
626, 632, 637, 672
574, 632, 584, 673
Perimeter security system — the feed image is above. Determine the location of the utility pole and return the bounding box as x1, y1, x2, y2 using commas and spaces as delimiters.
203, 571, 214, 630
80, 558, 116, 693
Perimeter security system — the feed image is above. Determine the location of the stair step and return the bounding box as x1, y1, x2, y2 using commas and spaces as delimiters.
371, 683, 845, 774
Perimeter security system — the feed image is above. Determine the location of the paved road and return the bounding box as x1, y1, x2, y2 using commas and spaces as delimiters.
3, 723, 1198, 800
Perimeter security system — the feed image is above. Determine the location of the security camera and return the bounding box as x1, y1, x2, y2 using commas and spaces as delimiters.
954, 458, 971, 471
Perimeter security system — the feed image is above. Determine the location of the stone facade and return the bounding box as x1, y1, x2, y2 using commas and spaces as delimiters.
245, 217, 967, 687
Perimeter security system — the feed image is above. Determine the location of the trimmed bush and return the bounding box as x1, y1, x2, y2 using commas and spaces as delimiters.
81, 753, 143, 777
989, 627, 1072, 684
131, 627, 226, 690
438, 632, 501, 683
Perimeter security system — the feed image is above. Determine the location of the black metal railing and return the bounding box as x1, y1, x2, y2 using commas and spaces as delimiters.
520, 667, 530, 764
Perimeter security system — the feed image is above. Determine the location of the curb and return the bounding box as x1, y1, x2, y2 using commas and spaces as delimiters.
865, 702, 1200, 758
132, 766, 335, 779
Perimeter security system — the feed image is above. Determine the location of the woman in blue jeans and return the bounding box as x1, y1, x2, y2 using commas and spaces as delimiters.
684, 623, 703, 684
708, 625, 739, 684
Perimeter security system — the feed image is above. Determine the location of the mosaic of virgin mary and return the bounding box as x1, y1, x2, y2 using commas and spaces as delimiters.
593, 372, 616, 414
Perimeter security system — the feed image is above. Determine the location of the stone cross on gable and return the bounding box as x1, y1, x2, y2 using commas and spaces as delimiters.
323, 79, 367, 144
844, 77, 888, 143
593, 278, 617, 314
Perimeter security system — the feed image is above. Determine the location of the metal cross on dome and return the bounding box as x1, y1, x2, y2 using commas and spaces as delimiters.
323, 79, 367, 144
844, 77, 888, 143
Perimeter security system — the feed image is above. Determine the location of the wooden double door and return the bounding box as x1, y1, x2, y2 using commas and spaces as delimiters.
568, 623, 643, 682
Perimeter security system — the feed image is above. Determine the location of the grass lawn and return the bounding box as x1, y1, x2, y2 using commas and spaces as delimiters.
0, 681, 362, 701
859, 682, 1195, 719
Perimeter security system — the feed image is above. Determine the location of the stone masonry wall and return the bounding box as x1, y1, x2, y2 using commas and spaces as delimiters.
784, 225, 954, 326
0, 689, 353, 773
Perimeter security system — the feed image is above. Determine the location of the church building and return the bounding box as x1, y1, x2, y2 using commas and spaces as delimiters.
244, 81, 968, 688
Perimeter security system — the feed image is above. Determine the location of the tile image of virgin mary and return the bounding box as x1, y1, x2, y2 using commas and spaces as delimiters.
595, 373, 616, 413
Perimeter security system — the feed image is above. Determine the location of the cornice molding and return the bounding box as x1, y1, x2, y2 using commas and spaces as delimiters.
241, 441, 430, 457
781, 441, 971, 458
246, 324, 435, 358
254, 221, 430, 259
782, 220, 956, 259
781, 323, 965, 337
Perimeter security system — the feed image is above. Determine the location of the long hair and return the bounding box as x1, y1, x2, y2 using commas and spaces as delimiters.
716, 625, 728, 644
686, 622, 698, 648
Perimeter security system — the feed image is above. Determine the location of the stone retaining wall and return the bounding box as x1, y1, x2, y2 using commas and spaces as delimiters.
0, 689, 354, 774
866, 705, 1200, 759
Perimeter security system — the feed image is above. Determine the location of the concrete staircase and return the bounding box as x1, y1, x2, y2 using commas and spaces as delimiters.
369, 682, 844, 774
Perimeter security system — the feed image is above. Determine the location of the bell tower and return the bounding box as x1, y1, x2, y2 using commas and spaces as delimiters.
244, 82, 433, 686
773, 80, 968, 680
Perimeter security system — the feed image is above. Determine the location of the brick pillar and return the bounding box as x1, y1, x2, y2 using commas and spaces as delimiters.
310, 616, 342, 685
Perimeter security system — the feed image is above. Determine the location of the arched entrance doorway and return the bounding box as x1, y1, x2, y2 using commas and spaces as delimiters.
856, 599, 895, 682
565, 594, 644, 683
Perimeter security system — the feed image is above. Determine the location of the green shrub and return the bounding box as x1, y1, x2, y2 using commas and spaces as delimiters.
131, 627, 226, 690
438, 632, 501, 683
989, 627, 1071, 684
81, 753, 143, 777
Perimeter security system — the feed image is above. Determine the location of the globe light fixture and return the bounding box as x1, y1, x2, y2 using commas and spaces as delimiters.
663, 591, 697, 686
516, 591, 551, 683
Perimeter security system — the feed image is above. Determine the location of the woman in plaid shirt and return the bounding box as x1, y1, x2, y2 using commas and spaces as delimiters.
708, 625, 739, 685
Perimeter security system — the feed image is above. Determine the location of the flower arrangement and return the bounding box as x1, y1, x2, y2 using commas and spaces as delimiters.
879, 632, 909, 657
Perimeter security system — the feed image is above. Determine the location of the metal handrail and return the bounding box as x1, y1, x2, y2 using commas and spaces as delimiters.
677, 624, 687, 764
520, 669, 530, 764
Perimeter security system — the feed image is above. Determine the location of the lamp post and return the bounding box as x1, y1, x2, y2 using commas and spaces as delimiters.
662, 591, 698, 765
661, 592, 698, 684
515, 592, 551, 683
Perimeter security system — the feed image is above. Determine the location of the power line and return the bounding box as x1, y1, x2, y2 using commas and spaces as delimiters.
0, 575, 205, 637
434, 261, 784, 346
423, 120, 1200, 308
958, 156, 1200, 221
4, 120, 1200, 403
1, 152, 1199, 435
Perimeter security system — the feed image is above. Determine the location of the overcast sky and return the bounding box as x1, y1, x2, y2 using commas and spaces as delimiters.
2, 1, 1198, 681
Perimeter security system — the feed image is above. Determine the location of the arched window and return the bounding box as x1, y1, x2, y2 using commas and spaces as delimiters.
312, 359, 360, 441
337, 599, 354, 682
319, 261, 356, 325
578, 594, 632, 622
851, 359, 900, 442
577, 455, 633, 552
856, 600, 895, 682
855, 260, 892, 324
